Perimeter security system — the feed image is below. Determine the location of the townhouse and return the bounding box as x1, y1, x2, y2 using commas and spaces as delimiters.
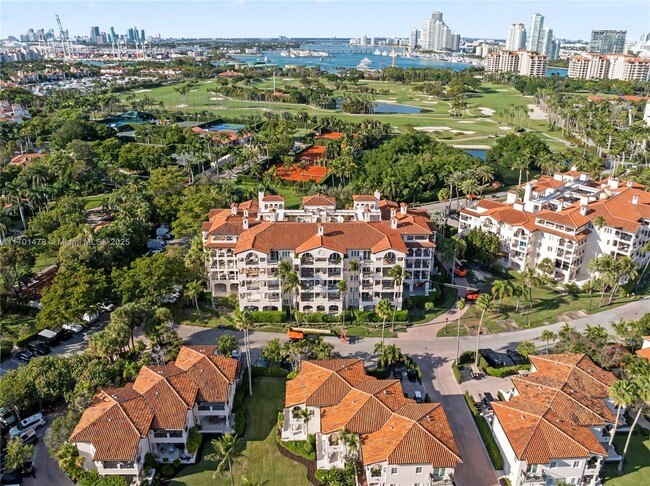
489, 354, 624, 486
459, 171, 650, 283
202, 192, 437, 314
70, 346, 240, 484
281, 359, 461, 485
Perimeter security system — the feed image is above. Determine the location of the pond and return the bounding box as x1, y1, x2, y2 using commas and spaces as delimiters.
335, 99, 422, 114
463, 149, 488, 160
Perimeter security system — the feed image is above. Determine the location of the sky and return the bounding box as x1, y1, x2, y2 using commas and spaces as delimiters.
1, 1, 649, 41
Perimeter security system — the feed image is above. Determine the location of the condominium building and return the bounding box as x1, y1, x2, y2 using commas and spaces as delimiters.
202, 192, 437, 314
590, 30, 627, 54
281, 359, 461, 485
526, 13, 559, 60
70, 346, 240, 485
484, 50, 548, 77
459, 171, 650, 284
506, 23, 527, 51
608, 54, 650, 81
526, 14, 544, 52
568, 53, 611, 79
490, 354, 624, 486
420, 11, 460, 52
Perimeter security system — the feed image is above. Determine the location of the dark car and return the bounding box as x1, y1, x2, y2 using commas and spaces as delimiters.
507, 349, 527, 366
479, 348, 515, 368
26, 341, 51, 356
58, 329, 74, 341
279, 359, 293, 372
407, 369, 418, 382
14, 350, 33, 364
393, 368, 404, 381
0, 470, 22, 486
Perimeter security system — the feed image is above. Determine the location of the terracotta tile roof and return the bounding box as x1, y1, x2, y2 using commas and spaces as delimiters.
285, 359, 373, 407
583, 188, 650, 233
320, 380, 412, 434
174, 345, 240, 402
361, 403, 461, 467
353, 195, 378, 201
303, 194, 336, 206
315, 131, 345, 140
636, 347, 650, 362
492, 399, 607, 464
262, 195, 285, 202
10, 153, 43, 166
69, 386, 154, 461
532, 176, 565, 192
535, 205, 591, 229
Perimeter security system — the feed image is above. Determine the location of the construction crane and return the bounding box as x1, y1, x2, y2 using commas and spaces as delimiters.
391, 47, 397, 68
55, 14, 69, 59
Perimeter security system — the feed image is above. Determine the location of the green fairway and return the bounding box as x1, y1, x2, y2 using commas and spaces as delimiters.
603, 433, 650, 485
124, 78, 576, 151
170, 377, 310, 486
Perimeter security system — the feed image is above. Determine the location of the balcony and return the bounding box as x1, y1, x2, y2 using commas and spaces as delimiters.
198, 414, 234, 434
152, 430, 184, 440
153, 443, 197, 464
430, 475, 455, 485
300, 269, 315, 278
198, 402, 226, 413
328, 255, 342, 265
328, 268, 342, 277
100, 461, 136, 471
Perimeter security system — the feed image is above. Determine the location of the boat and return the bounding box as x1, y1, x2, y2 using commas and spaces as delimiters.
356, 57, 374, 70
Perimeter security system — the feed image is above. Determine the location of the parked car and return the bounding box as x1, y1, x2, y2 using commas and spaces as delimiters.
465, 291, 481, 301
414, 390, 424, 403
13, 350, 33, 364
393, 368, 404, 381
82, 312, 99, 324
0, 407, 17, 427
58, 329, 73, 341
26, 341, 51, 356
506, 349, 527, 366
9, 412, 46, 437
407, 369, 418, 382
16, 428, 38, 446
0, 470, 22, 486
97, 301, 115, 313
62, 323, 84, 334
36, 329, 59, 345
479, 349, 515, 368
453, 267, 468, 277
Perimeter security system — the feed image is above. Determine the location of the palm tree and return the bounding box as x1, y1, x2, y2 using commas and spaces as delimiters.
455, 298, 466, 364
205, 433, 240, 486
491, 280, 511, 314
460, 178, 480, 206
4, 180, 28, 230
297, 407, 312, 434
348, 259, 360, 306
540, 330, 556, 354
185, 280, 204, 318
336, 280, 348, 327
474, 293, 492, 366
376, 299, 393, 351
374, 343, 402, 369
609, 380, 636, 448
233, 310, 253, 395
511, 156, 531, 186
282, 271, 300, 319
387, 265, 406, 331
618, 376, 649, 472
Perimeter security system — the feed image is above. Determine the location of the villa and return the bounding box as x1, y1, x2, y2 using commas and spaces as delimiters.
203, 191, 438, 314
70, 346, 240, 484
488, 354, 624, 486
281, 359, 462, 485
459, 171, 650, 284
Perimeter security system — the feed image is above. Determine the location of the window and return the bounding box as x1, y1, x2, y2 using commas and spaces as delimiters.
433, 467, 446, 477
415, 466, 423, 474
526, 464, 538, 473
549, 461, 558, 469
390, 467, 398, 475
572, 461, 580, 468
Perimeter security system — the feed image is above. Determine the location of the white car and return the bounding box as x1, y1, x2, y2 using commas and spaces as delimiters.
82, 312, 99, 323
97, 302, 115, 312
9, 412, 46, 437
62, 323, 84, 334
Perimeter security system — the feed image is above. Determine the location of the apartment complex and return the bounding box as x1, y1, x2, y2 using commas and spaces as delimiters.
459, 171, 650, 284
489, 354, 623, 486
484, 50, 548, 77
70, 346, 240, 484
526, 13, 559, 60
281, 359, 461, 485
589, 30, 627, 54
420, 11, 460, 52
568, 53, 650, 80
202, 192, 437, 314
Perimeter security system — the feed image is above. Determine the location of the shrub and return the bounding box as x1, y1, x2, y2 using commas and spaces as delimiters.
160, 464, 175, 477
303, 441, 314, 454
394, 310, 409, 322
234, 409, 246, 436
143, 453, 157, 474
458, 351, 475, 365
451, 361, 462, 384
252, 366, 289, 377
15, 331, 40, 348
172, 459, 181, 468
185, 426, 202, 454
366, 367, 389, 379
286, 369, 299, 380
353, 310, 379, 322
295, 312, 332, 323
249, 310, 285, 323
279, 440, 316, 460
0, 339, 13, 360
464, 392, 504, 469
484, 364, 530, 378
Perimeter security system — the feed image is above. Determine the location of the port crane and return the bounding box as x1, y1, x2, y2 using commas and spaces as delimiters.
55, 14, 71, 59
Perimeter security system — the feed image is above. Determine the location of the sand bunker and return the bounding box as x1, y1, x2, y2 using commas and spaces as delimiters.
134, 89, 151, 93
209, 97, 224, 101
499, 126, 511, 130
415, 127, 475, 134
527, 104, 547, 120
477, 107, 495, 116
422, 101, 439, 104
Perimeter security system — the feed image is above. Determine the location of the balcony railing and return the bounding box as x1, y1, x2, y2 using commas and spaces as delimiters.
198, 403, 226, 412
101, 461, 135, 470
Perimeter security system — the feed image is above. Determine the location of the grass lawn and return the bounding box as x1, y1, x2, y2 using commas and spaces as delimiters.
1, 313, 38, 341
83, 193, 110, 210
170, 377, 310, 486
603, 433, 650, 485
32, 254, 57, 273
410, 286, 457, 325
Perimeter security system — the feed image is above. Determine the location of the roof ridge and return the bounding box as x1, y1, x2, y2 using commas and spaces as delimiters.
537, 412, 600, 456
107, 390, 149, 438
412, 416, 462, 462
142, 365, 196, 409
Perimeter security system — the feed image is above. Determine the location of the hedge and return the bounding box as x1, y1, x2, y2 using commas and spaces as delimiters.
463, 392, 504, 470
451, 361, 462, 384
484, 364, 531, 378
366, 367, 390, 379
353, 309, 409, 323
1, 339, 13, 360
233, 371, 249, 436
278, 439, 316, 461
249, 310, 286, 323
16, 331, 40, 347
252, 366, 289, 377
458, 351, 475, 365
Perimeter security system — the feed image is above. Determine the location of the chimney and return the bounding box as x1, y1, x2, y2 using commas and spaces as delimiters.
317, 224, 324, 236
391, 218, 398, 229
390, 209, 396, 219
374, 190, 381, 200
632, 194, 639, 205
243, 209, 249, 218
609, 178, 620, 189
579, 205, 587, 216
627, 181, 633, 188
400, 202, 408, 215
242, 218, 249, 230
523, 183, 532, 203
231, 203, 238, 215
258, 190, 264, 202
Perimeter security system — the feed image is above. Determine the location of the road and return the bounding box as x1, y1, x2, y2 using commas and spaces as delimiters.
417, 191, 508, 216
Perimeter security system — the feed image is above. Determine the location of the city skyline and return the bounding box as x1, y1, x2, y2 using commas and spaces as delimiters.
2, 1, 648, 41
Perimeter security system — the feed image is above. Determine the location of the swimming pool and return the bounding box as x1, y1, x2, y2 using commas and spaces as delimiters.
206, 123, 245, 132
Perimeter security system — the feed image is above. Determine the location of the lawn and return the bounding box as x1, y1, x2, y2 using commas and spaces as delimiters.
410, 286, 457, 325
603, 433, 650, 485
170, 377, 310, 486
83, 193, 110, 210
1, 312, 38, 341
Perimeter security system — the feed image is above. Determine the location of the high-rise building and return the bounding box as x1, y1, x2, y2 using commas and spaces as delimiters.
526, 13, 544, 51
140, 29, 145, 42
360, 34, 368, 46
420, 11, 459, 51
127, 28, 136, 43
590, 30, 627, 54
90, 26, 99, 43
608, 54, 650, 80
409, 28, 419, 48
506, 23, 527, 51
109, 27, 117, 43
